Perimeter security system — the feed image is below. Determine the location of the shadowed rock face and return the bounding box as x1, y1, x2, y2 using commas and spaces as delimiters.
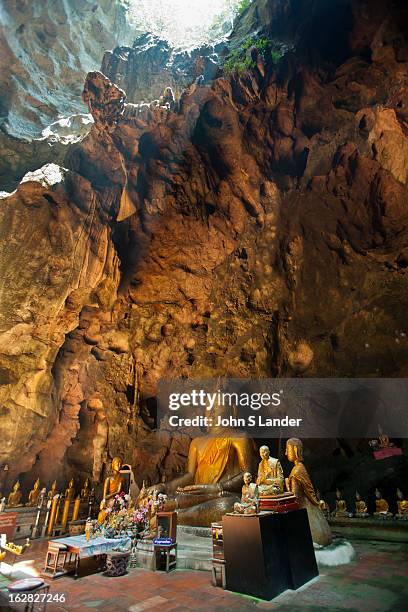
0, 0, 407, 498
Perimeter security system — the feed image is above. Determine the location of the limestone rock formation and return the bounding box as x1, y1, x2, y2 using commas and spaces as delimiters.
0, 0, 407, 497
0, 0, 132, 191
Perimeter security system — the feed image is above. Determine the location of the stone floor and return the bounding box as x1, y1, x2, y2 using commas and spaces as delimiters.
0, 538, 407, 611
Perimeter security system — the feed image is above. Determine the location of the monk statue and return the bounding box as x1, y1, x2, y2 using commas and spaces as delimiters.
333, 489, 348, 517
285, 438, 332, 546
354, 491, 369, 518
65, 478, 75, 501
374, 488, 393, 519
147, 433, 254, 526
81, 478, 91, 499
316, 490, 329, 517
102, 457, 124, 503
47, 480, 57, 500
396, 489, 408, 520
234, 472, 259, 515
256, 445, 284, 495
8, 481, 22, 507
27, 478, 41, 507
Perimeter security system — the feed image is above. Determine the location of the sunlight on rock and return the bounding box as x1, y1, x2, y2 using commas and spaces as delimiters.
126, 0, 245, 49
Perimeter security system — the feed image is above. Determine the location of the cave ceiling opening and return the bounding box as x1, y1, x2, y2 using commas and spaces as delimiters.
125, 0, 241, 49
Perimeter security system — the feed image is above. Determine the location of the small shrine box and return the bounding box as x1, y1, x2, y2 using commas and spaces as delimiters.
156, 511, 177, 543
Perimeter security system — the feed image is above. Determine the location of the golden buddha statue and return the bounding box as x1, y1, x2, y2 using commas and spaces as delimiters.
285, 439, 332, 545
8, 481, 22, 507
334, 489, 348, 517
47, 480, 57, 500
147, 432, 254, 526
65, 478, 75, 501
378, 432, 394, 449
285, 438, 331, 546
234, 472, 259, 515
27, 478, 40, 507
316, 489, 329, 517
396, 489, 408, 520
354, 491, 369, 518
81, 478, 91, 499
102, 457, 125, 503
374, 488, 393, 519
256, 445, 284, 495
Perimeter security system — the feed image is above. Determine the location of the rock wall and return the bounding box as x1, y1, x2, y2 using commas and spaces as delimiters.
0, 0, 407, 500
0, 0, 133, 191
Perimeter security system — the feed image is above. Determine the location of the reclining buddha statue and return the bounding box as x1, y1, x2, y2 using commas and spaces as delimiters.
147, 432, 255, 526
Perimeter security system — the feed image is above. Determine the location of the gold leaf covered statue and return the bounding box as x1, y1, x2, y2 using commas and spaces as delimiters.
256, 445, 284, 495
316, 490, 329, 517
102, 457, 124, 503
47, 480, 57, 500
27, 478, 40, 507
146, 430, 254, 525
396, 488, 408, 520
354, 491, 369, 518
81, 478, 91, 499
374, 488, 393, 519
234, 472, 259, 515
333, 489, 348, 517
285, 438, 332, 546
7, 481, 22, 507
65, 478, 75, 501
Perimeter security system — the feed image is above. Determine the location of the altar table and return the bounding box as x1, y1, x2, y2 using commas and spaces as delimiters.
49, 535, 131, 578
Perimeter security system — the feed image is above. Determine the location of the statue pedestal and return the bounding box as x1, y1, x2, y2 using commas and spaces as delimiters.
222, 509, 318, 600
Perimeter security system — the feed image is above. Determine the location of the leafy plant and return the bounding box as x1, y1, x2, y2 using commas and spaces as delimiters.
236, 0, 251, 17
270, 49, 283, 64
223, 35, 281, 76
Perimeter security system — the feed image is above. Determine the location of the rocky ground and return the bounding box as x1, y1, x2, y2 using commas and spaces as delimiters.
0, 0, 407, 504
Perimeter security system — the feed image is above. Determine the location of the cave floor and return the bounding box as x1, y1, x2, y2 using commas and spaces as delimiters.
0, 538, 407, 611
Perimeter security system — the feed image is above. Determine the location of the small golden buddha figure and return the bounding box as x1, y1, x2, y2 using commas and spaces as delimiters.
256, 445, 284, 495
334, 489, 348, 517
234, 472, 259, 515
47, 480, 57, 500
354, 491, 369, 518
378, 433, 394, 449
396, 489, 408, 520
102, 457, 124, 503
97, 499, 108, 524
27, 478, 41, 506
285, 438, 332, 546
374, 488, 393, 519
65, 478, 75, 501
316, 490, 329, 517
81, 478, 91, 499
137, 481, 149, 509
8, 481, 22, 507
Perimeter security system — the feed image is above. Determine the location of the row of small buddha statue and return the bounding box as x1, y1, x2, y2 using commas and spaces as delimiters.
317, 488, 408, 520
1, 476, 92, 509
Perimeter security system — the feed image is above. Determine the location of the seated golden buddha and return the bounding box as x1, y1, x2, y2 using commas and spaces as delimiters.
256, 445, 284, 495
147, 432, 254, 526
234, 472, 259, 515
8, 481, 22, 507
374, 488, 393, 519
396, 488, 408, 520
333, 489, 348, 517
354, 491, 369, 518
27, 478, 41, 507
